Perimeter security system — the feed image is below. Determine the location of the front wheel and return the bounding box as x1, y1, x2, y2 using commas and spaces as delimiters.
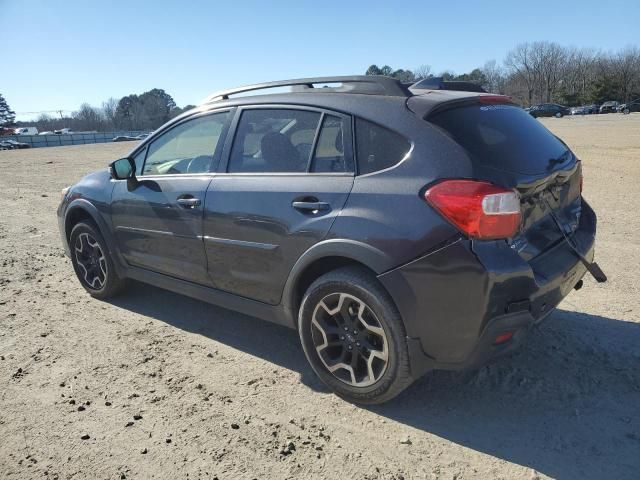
298, 267, 413, 404
69, 221, 126, 299
623, 108, 630, 114
555, 112, 563, 118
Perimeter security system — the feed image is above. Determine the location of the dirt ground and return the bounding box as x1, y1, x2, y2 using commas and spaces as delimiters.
1, 114, 639, 480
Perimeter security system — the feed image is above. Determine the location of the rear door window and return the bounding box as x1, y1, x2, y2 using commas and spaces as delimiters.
355, 118, 411, 175
429, 104, 569, 175
228, 109, 321, 173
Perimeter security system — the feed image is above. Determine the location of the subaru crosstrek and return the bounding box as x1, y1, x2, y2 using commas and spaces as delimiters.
57, 76, 605, 404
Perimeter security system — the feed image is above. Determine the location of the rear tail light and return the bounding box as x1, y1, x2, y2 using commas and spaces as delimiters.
424, 180, 521, 240
494, 331, 514, 345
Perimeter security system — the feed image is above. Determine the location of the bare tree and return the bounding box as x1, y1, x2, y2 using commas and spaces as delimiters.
561, 47, 597, 104
612, 46, 640, 102
73, 103, 104, 131
102, 97, 118, 130
413, 65, 432, 81
481, 60, 505, 93
505, 43, 538, 106
536, 42, 567, 102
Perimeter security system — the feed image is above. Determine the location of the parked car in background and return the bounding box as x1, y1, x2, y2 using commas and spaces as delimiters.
570, 106, 587, 115
14, 127, 39, 135
112, 135, 139, 142
39, 131, 54, 135
617, 99, 640, 114
599, 101, 619, 114
58, 75, 604, 404
54, 128, 72, 135
0, 139, 31, 149
528, 103, 570, 118
585, 104, 599, 114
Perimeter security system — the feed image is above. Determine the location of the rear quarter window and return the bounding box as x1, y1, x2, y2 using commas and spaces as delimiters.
355, 118, 411, 175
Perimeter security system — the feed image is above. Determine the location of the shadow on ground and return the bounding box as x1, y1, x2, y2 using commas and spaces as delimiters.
110, 282, 640, 480
109, 281, 326, 391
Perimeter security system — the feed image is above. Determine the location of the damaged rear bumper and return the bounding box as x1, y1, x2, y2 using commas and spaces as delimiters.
379, 200, 597, 378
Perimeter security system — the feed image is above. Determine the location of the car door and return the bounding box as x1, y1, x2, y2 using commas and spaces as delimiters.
203, 107, 354, 304
110, 110, 232, 285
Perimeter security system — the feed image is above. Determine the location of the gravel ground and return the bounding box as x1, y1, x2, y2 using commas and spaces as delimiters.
1, 114, 639, 480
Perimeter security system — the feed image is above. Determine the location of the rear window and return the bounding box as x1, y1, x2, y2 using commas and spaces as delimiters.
429, 104, 569, 175
355, 118, 411, 175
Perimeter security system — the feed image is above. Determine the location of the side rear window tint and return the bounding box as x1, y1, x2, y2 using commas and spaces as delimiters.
355, 118, 410, 175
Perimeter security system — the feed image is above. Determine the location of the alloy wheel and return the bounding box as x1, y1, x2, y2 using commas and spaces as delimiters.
311, 292, 389, 387
74, 232, 107, 289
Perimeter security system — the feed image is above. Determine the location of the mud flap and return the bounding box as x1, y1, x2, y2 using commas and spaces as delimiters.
545, 200, 607, 283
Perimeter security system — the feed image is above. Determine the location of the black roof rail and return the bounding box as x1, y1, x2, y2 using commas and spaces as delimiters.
201, 75, 411, 103
410, 77, 487, 93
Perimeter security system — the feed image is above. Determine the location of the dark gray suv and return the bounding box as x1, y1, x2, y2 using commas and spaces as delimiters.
57, 76, 605, 404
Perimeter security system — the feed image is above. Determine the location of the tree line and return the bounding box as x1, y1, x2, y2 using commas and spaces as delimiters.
368, 42, 640, 106
4, 89, 196, 133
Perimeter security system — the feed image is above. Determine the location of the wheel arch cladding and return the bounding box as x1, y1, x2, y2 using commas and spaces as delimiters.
65, 205, 95, 240
64, 200, 126, 277
283, 240, 397, 327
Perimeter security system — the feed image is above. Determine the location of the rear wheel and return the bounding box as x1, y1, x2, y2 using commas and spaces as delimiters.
298, 267, 413, 404
69, 222, 125, 299
623, 108, 630, 114
554, 111, 563, 118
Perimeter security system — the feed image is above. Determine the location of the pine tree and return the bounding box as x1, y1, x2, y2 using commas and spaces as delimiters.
0, 94, 16, 126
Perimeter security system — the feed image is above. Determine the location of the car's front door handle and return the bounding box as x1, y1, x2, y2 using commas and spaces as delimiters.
177, 197, 201, 208
292, 201, 330, 212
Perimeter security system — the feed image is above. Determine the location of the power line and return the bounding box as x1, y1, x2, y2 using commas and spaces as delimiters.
16, 110, 73, 115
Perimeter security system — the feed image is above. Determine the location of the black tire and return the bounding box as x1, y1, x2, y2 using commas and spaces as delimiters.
623, 108, 630, 114
69, 221, 126, 299
555, 112, 563, 118
298, 267, 413, 404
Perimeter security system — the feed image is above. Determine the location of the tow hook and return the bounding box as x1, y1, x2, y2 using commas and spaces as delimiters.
574, 279, 584, 291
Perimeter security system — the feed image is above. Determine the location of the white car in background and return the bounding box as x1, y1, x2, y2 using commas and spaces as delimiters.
14, 127, 39, 135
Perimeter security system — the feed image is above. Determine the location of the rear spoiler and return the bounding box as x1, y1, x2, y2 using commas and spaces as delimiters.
408, 93, 514, 119
410, 77, 487, 93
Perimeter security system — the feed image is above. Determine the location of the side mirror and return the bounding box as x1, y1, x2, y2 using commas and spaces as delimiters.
110, 157, 136, 180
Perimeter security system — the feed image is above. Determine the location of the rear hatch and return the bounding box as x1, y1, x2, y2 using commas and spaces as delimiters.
420, 98, 582, 262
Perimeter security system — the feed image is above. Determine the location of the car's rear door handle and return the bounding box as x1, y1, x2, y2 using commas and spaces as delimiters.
177, 197, 201, 208
292, 201, 330, 212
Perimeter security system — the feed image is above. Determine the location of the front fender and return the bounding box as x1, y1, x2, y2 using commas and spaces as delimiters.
64, 198, 127, 277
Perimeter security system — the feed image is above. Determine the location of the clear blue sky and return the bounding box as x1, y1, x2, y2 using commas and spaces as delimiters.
2, 0, 638, 121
